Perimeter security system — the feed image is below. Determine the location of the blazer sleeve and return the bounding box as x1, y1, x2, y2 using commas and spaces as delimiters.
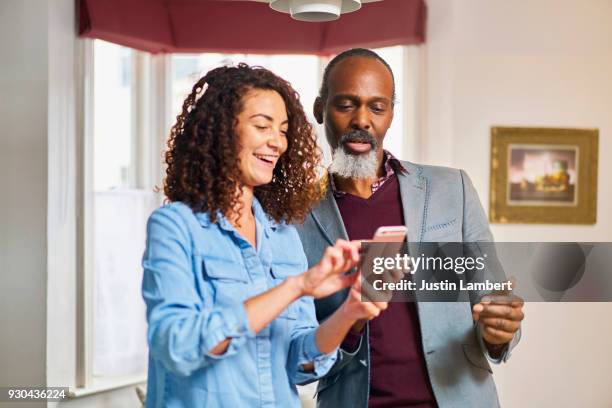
460, 169, 521, 363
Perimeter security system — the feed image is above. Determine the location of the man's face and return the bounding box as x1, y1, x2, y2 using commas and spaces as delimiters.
315, 56, 394, 168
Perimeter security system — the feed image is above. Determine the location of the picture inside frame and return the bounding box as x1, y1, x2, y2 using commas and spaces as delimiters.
507, 144, 579, 206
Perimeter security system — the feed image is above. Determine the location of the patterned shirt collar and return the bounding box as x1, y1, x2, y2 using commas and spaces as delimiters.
330, 150, 407, 197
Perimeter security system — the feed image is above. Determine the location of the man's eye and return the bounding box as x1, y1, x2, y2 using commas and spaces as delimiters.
371, 105, 386, 113
336, 104, 353, 111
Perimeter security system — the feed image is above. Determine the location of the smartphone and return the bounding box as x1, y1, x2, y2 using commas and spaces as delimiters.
350, 226, 408, 276
358, 225, 407, 267
372, 225, 408, 243
360, 226, 408, 289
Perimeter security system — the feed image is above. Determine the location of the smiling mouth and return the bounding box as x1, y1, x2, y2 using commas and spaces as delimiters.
253, 153, 279, 166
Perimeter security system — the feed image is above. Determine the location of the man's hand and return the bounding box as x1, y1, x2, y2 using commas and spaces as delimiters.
472, 281, 524, 354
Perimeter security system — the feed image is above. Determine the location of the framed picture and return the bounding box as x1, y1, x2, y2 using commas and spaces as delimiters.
490, 127, 598, 224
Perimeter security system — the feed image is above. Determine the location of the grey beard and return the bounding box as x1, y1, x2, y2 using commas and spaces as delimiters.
328, 147, 378, 179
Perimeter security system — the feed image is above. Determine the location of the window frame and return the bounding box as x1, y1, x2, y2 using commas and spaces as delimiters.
72, 42, 421, 397
73, 39, 169, 396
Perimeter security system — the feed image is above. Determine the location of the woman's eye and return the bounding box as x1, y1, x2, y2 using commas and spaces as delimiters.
255, 125, 268, 130
280, 130, 288, 137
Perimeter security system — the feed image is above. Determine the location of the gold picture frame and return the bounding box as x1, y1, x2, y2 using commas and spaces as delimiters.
490, 126, 598, 224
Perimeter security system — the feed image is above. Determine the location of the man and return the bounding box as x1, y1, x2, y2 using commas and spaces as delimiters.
296, 48, 524, 408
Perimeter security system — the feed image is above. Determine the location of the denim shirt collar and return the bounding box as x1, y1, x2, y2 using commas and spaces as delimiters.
194, 197, 278, 237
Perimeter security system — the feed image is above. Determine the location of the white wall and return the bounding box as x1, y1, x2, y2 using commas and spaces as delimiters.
424, 1, 612, 406
0, 0, 49, 401
0, 1, 142, 407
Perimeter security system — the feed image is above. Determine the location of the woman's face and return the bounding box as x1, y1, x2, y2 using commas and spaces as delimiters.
235, 88, 289, 188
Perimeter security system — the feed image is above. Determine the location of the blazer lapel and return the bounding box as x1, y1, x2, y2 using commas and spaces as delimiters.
313, 165, 428, 245
311, 178, 349, 245
397, 161, 430, 307
397, 161, 427, 244
310, 179, 351, 319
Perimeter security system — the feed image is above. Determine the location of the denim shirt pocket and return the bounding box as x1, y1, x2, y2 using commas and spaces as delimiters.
270, 263, 302, 320
203, 257, 249, 306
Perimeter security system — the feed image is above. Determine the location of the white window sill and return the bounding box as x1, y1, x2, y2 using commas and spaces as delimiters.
68, 374, 146, 398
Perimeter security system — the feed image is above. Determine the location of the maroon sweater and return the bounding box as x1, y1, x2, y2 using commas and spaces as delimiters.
335, 175, 437, 408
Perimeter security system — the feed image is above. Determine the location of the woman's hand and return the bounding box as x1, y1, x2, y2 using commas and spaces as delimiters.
296, 240, 360, 299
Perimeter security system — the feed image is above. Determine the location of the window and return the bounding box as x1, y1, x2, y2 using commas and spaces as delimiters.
170, 46, 419, 165
93, 41, 135, 191
79, 40, 163, 390
78, 42, 420, 393
170, 53, 325, 157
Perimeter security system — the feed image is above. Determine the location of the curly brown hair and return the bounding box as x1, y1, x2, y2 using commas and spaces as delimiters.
164, 63, 322, 224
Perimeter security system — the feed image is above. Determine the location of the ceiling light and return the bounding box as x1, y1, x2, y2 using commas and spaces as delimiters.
257, 0, 381, 22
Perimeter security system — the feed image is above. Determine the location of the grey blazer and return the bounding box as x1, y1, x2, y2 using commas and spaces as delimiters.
296, 161, 520, 408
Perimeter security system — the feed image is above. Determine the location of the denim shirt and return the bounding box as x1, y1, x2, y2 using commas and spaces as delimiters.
142, 200, 337, 408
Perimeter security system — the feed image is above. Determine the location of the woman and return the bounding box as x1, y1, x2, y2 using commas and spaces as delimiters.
142, 64, 383, 407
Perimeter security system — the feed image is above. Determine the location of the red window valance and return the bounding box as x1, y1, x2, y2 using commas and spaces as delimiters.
78, 0, 426, 54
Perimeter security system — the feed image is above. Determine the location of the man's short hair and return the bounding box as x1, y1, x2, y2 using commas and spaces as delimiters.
318, 48, 396, 103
